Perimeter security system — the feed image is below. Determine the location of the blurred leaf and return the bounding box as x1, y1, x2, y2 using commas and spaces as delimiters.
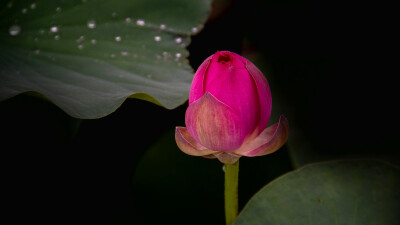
234, 159, 400, 225
0, 0, 211, 118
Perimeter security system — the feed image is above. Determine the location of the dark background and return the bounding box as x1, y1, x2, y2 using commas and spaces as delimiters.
1, 0, 398, 224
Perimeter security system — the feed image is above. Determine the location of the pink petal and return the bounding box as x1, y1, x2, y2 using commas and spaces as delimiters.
175, 127, 216, 156
202, 51, 261, 138
185, 92, 247, 151
233, 115, 289, 157
189, 55, 212, 104
246, 59, 272, 134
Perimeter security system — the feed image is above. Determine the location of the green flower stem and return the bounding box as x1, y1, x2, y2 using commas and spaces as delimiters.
224, 161, 239, 225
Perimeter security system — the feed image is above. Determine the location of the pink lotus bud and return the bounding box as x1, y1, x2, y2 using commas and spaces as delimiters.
175, 51, 289, 164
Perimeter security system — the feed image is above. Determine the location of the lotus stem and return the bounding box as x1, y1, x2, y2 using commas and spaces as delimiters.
224, 161, 239, 225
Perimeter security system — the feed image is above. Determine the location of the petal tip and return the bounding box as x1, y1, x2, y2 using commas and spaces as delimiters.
234, 115, 289, 157
175, 126, 215, 156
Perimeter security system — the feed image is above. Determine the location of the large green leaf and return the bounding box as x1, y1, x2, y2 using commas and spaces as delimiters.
234, 160, 400, 225
0, 0, 211, 118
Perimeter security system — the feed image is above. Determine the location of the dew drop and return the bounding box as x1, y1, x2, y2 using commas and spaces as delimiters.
120, 51, 130, 56
50, 26, 59, 33
115, 36, 121, 42
30, 3, 37, 10
87, 20, 96, 29
162, 51, 172, 61
35, 49, 40, 54
191, 27, 198, 33
78, 44, 84, 50
111, 12, 117, 17
91, 39, 96, 44
125, 17, 132, 23
76, 36, 85, 43
154, 36, 161, 42
56, 7, 62, 13
9, 25, 21, 36
160, 24, 166, 30
54, 35, 60, 40
175, 53, 182, 58
110, 53, 116, 58
136, 19, 145, 26
22, 8, 28, 14
174, 37, 182, 44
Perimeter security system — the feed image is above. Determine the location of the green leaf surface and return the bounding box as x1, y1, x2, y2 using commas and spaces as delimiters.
234, 160, 400, 225
0, 0, 211, 118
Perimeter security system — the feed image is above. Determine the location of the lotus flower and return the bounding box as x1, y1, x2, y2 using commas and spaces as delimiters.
175, 51, 289, 164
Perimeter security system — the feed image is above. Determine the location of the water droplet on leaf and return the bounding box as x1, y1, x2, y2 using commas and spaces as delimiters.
154, 36, 161, 42
174, 37, 182, 44
76, 36, 85, 43
87, 20, 96, 29
50, 26, 59, 33
9, 25, 21, 36
136, 19, 145, 26
115, 36, 121, 42
120, 51, 129, 56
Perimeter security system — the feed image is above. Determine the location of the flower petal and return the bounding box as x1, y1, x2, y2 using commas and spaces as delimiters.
189, 55, 212, 104
185, 92, 246, 151
175, 127, 215, 156
203, 51, 260, 138
246, 60, 272, 134
234, 115, 289, 157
